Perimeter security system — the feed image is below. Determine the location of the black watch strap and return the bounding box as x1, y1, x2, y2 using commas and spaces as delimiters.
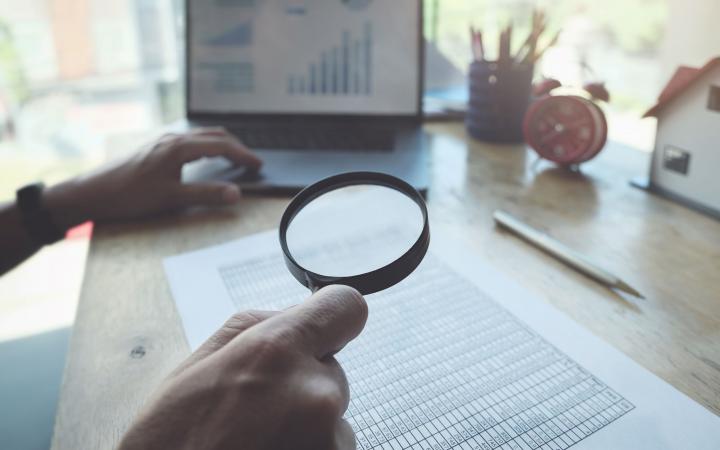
16, 183, 66, 245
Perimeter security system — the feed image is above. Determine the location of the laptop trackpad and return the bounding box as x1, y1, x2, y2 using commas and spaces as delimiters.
182, 157, 263, 184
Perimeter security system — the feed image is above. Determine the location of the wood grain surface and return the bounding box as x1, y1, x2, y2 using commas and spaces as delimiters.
51, 123, 720, 449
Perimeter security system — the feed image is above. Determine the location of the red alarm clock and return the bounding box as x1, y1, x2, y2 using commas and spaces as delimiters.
523, 80, 609, 166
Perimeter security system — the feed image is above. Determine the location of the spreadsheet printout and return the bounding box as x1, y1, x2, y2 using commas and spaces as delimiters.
164, 231, 720, 449
222, 253, 632, 450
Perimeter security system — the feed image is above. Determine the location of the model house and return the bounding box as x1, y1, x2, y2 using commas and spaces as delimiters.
643, 57, 720, 217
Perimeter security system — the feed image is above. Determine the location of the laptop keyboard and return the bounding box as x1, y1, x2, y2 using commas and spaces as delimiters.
228, 127, 395, 151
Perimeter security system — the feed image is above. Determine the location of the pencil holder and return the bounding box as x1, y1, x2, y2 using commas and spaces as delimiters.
465, 61, 534, 143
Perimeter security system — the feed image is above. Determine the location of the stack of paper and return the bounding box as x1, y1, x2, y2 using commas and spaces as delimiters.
165, 230, 720, 449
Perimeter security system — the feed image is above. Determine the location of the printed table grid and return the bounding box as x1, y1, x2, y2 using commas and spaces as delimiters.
219, 253, 634, 449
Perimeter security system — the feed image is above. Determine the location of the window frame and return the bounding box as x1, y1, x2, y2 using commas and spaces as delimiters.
708, 85, 720, 112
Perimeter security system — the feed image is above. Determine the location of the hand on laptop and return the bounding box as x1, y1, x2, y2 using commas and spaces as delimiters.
117, 285, 368, 450
44, 127, 262, 229
1, 128, 262, 275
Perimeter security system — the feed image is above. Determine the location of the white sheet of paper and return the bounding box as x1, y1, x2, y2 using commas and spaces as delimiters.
164, 230, 720, 449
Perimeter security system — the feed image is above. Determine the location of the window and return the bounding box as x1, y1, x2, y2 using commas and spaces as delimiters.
709, 86, 720, 112
0, 0, 182, 200
424, 0, 670, 151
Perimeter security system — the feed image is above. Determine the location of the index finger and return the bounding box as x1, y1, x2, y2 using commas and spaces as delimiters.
248, 285, 368, 360
173, 310, 279, 375
176, 136, 262, 170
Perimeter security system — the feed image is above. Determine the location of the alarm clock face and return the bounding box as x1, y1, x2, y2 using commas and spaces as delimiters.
523, 95, 608, 165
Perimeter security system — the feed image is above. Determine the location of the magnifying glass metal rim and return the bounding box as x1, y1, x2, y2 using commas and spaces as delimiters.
279, 171, 430, 295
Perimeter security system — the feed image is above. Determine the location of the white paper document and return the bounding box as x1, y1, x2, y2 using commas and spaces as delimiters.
164, 231, 720, 449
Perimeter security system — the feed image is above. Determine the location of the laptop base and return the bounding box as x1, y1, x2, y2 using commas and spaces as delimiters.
180, 121, 429, 195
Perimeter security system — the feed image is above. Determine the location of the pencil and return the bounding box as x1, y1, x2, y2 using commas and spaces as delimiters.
476, 29, 485, 61
493, 210, 645, 299
531, 29, 561, 63
499, 26, 510, 64
506, 23, 513, 59
470, 26, 477, 60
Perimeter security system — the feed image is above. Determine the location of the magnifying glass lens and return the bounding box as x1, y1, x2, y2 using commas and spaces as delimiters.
280, 172, 429, 295
286, 185, 424, 278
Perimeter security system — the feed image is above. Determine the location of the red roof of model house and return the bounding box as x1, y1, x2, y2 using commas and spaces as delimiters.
644, 57, 720, 118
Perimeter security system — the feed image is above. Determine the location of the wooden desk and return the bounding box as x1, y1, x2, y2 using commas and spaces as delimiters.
51, 123, 720, 449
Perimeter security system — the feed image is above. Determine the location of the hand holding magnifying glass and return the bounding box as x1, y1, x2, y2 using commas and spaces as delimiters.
117, 172, 429, 450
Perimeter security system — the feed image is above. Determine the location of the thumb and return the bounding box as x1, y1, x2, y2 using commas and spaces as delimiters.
243, 285, 369, 360
176, 182, 241, 207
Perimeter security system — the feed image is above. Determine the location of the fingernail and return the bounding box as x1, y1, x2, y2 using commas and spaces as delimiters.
222, 185, 241, 203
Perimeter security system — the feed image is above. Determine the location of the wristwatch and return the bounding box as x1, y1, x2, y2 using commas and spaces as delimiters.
16, 182, 66, 245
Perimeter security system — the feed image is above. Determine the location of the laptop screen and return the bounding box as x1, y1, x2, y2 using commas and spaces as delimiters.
187, 0, 421, 116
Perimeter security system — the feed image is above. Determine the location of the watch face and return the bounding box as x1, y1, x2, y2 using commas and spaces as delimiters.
16, 182, 46, 214
16, 182, 65, 245
523, 95, 607, 165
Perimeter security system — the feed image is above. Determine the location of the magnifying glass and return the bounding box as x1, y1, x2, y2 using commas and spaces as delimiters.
279, 172, 430, 295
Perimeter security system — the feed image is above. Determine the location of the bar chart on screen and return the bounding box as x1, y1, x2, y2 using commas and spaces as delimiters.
287, 22, 373, 97
190, 0, 418, 113
205, 22, 253, 47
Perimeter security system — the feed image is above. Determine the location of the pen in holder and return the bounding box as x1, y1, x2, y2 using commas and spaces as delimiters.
465, 60, 534, 143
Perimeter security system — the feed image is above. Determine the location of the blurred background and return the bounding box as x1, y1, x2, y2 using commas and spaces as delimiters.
0, 1, 717, 449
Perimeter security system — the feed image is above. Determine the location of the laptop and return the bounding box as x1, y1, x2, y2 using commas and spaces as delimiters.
183, 0, 428, 194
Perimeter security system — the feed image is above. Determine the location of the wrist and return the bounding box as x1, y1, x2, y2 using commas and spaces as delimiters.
43, 178, 95, 230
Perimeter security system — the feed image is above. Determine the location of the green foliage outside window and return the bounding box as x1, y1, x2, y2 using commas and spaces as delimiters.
424, 0, 667, 63
0, 19, 28, 108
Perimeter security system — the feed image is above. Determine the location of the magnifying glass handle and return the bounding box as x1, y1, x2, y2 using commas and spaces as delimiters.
306, 274, 323, 293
